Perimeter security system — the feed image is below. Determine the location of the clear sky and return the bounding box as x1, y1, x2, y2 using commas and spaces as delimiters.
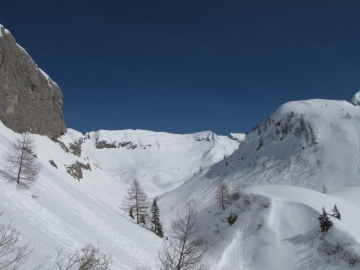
1, 1, 360, 135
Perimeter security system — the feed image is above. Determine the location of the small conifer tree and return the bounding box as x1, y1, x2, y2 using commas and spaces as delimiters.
151, 198, 163, 237
226, 212, 237, 225
318, 207, 333, 232
332, 204, 341, 220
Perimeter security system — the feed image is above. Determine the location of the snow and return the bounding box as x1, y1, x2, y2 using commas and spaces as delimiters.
159, 99, 360, 269
0, 121, 239, 269
351, 90, 360, 106
1, 98, 360, 269
39, 68, 59, 88
76, 129, 239, 197
229, 133, 246, 142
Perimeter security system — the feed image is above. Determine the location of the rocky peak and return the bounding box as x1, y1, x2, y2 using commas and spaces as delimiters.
0, 24, 66, 138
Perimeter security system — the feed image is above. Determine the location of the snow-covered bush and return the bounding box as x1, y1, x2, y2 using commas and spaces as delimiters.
318, 237, 360, 267
51, 243, 113, 269
226, 212, 237, 225
318, 207, 333, 233
230, 192, 241, 202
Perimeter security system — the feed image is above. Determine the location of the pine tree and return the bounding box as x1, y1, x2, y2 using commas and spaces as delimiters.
332, 204, 341, 220
151, 198, 163, 237
318, 207, 333, 232
215, 182, 230, 210
122, 179, 149, 224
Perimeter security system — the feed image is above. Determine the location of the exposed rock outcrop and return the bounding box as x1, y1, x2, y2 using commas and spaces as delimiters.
96, 140, 118, 149
66, 161, 91, 181
0, 25, 66, 138
95, 140, 142, 149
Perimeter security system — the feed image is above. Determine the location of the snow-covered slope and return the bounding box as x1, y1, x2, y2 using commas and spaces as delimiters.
0, 123, 162, 269
2, 98, 360, 269
0, 122, 241, 269
159, 99, 360, 269
60, 129, 241, 197
211, 99, 360, 192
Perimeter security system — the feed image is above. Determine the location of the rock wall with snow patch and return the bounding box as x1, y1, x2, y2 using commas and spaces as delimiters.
0, 24, 66, 139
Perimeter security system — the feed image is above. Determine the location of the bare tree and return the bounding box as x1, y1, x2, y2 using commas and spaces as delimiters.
5, 133, 41, 186
158, 200, 209, 270
122, 179, 149, 224
0, 211, 34, 270
215, 182, 230, 210
50, 243, 112, 270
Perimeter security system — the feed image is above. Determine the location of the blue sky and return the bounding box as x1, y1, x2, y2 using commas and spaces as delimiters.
1, 1, 360, 135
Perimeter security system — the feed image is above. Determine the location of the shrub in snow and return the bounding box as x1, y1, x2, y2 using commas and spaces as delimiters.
230, 192, 241, 202
331, 204, 341, 220
226, 212, 237, 226
51, 243, 113, 269
318, 207, 333, 233
0, 211, 34, 269
318, 237, 360, 267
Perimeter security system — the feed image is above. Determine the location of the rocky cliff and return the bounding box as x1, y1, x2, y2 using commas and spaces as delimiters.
0, 25, 66, 139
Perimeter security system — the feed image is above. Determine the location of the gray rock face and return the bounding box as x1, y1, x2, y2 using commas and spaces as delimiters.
66, 161, 91, 181
0, 25, 66, 138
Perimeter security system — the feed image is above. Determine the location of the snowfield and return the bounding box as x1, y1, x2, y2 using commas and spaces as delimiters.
1, 99, 360, 269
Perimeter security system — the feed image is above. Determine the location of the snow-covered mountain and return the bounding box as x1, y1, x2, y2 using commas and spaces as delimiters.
160, 99, 360, 269
1, 98, 360, 269
0, 123, 241, 269
61, 128, 241, 197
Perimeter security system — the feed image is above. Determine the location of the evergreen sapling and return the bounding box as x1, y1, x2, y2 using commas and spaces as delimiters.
318, 207, 333, 232
151, 198, 163, 237
332, 204, 341, 220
